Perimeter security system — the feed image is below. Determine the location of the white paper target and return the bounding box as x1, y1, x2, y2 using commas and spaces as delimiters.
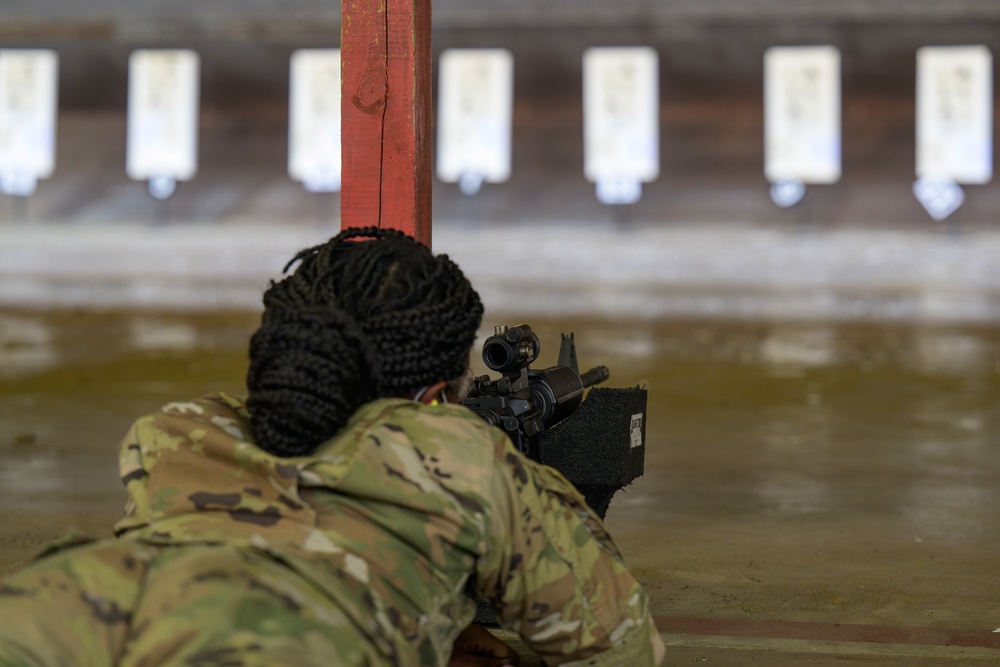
765, 46, 841, 184
436, 49, 513, 191
583, 46, 659, 186
289, 49, 342, 193
126, 49, 200, 182
0, 50, 59, 191
916, 46, 992, 184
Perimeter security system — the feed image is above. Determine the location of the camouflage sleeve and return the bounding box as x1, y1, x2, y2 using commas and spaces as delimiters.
115, 416, 150, 534
476, 440, 665, 666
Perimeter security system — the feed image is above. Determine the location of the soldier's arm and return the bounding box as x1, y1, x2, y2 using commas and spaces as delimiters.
475, 439, 665, 666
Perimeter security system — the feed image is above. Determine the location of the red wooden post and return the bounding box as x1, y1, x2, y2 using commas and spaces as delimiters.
341, 0, 433, 247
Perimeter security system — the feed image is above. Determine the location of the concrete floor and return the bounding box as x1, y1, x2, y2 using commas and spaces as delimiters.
2, 311, 998, 663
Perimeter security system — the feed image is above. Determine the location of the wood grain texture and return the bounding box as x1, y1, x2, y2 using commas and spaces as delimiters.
341, 0, 432, 247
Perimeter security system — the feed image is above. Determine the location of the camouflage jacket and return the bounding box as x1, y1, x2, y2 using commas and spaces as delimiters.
114, 394, 665, 666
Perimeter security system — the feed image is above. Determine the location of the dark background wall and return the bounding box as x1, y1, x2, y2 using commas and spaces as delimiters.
1, 1, 998, 227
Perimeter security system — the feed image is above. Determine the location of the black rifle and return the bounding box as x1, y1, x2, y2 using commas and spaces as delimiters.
461, 323, 647, 518
461, 324, 610, 461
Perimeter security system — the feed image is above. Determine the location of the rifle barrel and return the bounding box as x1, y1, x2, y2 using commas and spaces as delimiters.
580, 365, 610, 388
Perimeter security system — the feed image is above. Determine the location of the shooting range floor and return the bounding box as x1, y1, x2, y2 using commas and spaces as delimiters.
2, 311, 998, 665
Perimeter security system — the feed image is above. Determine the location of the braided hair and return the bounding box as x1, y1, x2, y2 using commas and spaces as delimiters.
246, 227, 484, 457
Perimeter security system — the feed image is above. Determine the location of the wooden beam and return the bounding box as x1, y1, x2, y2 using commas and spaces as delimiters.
341, 0, 432, 247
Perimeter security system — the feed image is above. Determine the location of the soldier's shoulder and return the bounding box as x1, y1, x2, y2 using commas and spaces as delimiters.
386, 400, 503, 443
130, 393, 252, 443
157, 392, 247, 420
340, 399, 506, 468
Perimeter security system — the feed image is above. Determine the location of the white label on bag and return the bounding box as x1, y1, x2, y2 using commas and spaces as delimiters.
630, 413, 644, 449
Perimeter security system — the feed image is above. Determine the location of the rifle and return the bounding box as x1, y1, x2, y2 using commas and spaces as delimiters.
461, 324, 610, 460
462, 324, 647, 518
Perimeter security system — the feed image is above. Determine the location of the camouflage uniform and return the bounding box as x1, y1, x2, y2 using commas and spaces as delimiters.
0, 394, 665, 666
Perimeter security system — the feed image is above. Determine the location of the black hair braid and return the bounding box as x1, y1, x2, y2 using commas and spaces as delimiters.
246, 227, 483, 458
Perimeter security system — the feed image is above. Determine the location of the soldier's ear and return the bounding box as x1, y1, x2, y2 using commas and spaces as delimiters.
414, 381, 448, 405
